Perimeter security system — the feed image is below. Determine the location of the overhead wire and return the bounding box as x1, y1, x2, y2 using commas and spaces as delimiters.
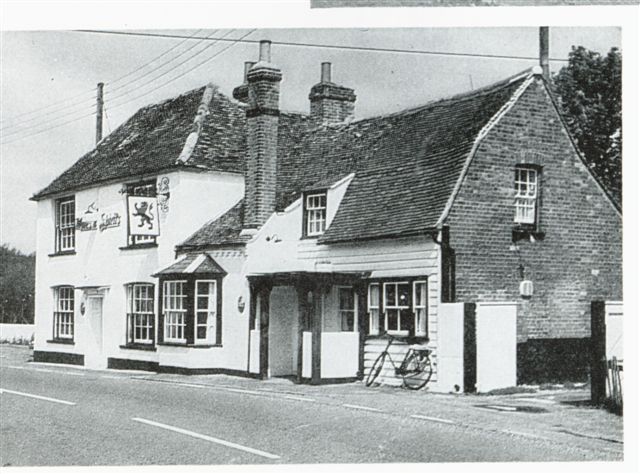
0, 30, 255, 146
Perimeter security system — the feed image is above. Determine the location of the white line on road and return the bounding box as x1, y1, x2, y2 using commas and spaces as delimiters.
410, 414, 454, 424
176, 383, 207, 389
132, 417, 280, 460
501, 429, 547, 440
342, 403, 382, 413
284, 395, 316, 402
225, 388, 262, 396
486, 405, 517, 411
0, 388, 76, 406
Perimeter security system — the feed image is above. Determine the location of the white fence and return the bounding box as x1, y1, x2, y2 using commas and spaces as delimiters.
0, 323, 35, 343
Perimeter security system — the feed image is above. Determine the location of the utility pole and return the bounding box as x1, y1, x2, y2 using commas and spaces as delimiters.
539, 27, 550, 80
96, 82, 104, 144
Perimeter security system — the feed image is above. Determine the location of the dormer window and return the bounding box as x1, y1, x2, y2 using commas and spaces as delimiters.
304, 192, 327, 237
514, 166, 540, 226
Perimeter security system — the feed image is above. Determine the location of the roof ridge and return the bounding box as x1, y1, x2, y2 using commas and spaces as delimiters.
331, 67, 534, 128
176, 83, 218, 164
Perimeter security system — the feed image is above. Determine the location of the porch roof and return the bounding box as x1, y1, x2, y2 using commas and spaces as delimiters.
247, 270, 371, 286
152, 253, 226, 277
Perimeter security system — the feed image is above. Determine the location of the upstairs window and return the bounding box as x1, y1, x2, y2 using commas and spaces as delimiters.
304, 192, 327, 237
514, 166, 539, 226
55, 197, 75, 253
126, 180, 157, 246
53, 286, 74, 340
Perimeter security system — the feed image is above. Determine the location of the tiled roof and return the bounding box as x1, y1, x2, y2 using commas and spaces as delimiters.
152, 253, 226, 276
182, 71, 529, 248
32, 85, 248, 200
177, 199, 250, 250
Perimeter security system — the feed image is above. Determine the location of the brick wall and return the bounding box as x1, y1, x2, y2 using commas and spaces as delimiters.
445, 78, 622, 348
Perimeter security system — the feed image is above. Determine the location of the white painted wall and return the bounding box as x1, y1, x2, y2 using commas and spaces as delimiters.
606, 301, 623, 361
34, 169, 244, 370
321, 332, 359, 379
433, 303, 464, 393
475, 302, 517, 392
302, 332, 312, 378
0, 324, 35, 342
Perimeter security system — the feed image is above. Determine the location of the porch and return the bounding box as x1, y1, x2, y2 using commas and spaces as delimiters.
247, 272, 369, 384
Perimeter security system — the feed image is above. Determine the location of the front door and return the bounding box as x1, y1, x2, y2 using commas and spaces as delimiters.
84, 296, 105, 369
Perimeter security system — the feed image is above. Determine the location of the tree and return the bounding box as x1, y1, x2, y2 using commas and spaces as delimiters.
553, 46, 622, 208
0, 245, 35, 324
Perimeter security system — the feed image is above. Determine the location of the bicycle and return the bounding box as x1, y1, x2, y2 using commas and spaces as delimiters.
365, 333, 433, 390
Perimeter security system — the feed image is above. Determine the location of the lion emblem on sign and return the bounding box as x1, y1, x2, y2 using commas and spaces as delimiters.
133, 201, 154, 229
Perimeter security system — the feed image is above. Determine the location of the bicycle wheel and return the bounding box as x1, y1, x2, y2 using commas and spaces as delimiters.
401, 351, 433, 390
365, 351, 387, 387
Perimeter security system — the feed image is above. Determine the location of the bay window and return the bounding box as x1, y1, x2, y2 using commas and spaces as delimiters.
159, 276, 222, 346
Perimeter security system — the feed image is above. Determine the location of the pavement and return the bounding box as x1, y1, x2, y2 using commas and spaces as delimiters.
0, 344, 624, 466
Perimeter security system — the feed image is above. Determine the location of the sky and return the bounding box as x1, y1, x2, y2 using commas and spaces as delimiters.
0, 22, 624, 253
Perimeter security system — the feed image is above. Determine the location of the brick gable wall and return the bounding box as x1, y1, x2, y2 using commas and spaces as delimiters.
444, 78, 622, 382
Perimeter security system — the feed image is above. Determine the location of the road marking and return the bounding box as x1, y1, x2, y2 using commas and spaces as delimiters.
486, 405, 517, 411
342, 403, 382, 413
0, 388, 76, 406
176, 383, 206, 389
285, 395, 315, 402
410, 414, 454, 425
225, 388, 262, 396
132, 417, 280, 460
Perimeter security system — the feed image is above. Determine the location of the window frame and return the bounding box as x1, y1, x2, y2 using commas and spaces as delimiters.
125, 283, 155, 346
383, 281, 411, 335
337, 286, 358, 333
125, 180, 158, 248
302, 191, 328, 238
158, 274, 224, 347
54, 196, 76, 254
163, 280, 187, 343
514, 165, 541, 227
194, 279, 217, 345
366, 277, 429, 339
53, 286, 75, 341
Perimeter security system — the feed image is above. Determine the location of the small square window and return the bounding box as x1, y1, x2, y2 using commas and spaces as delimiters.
304, 192, 327, 237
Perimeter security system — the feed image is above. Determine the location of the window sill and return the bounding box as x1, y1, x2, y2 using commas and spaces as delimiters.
46, 339, 74, 345
119, 243, 158, 251
512, 225, 545, 242
157, 342, 222, 349
120, 344, 157, 352
48, 251, 76, 257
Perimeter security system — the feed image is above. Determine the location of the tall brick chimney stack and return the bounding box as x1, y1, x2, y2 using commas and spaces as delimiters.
309, 62, 356, 125
232, 61, 256, 104
243, 40, 282, 230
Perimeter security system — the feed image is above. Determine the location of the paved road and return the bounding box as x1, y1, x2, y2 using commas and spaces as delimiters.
0, 345, 623, 466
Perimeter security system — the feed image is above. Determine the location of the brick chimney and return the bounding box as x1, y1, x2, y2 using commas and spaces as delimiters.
243, 40, 282, 230
309, 62, 356, 125
232, 61, 256, 104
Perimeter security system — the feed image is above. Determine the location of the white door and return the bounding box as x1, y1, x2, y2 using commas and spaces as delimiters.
476, 302, 517, 392
84, 296, 105, 369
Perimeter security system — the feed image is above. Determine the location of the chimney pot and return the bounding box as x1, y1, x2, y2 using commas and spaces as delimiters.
321, 62, 332, 83
259, 40, 271, 63
244, 61, 256, 83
